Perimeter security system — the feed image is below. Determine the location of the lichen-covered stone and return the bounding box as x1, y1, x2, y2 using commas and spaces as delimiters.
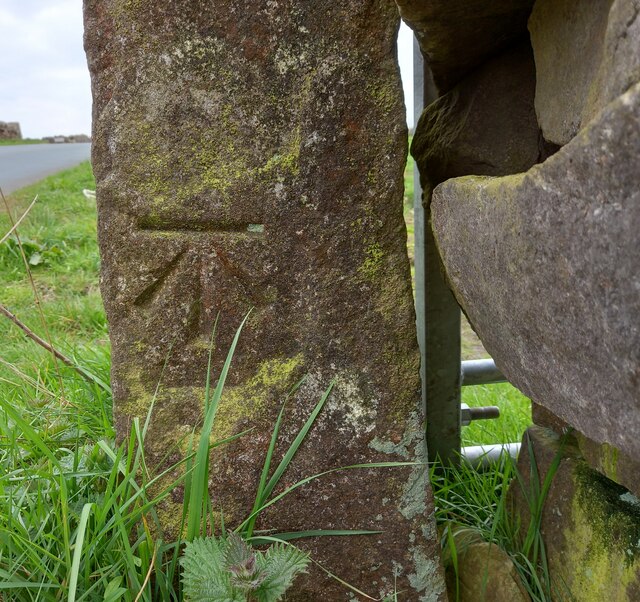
431, 82, 640, 459
411, 41, 545, 195
84, 0, 445, 598
529, 0, 640, 145
509, 426, 640, 601
396, 0, 534, 92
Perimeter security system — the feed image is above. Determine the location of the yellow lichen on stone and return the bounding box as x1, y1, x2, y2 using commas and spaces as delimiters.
357, 242, 386, 282
600, 443, 620, 483
563, 493, 640, 601
209, 354, 304, 443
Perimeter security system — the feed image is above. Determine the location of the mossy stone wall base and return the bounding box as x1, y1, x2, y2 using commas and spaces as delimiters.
534, 403, 640, 500
84, 0, 445, 598
510, 426, 640, 602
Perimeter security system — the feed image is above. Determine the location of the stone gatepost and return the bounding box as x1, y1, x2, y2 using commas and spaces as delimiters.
84, 1, 445, 598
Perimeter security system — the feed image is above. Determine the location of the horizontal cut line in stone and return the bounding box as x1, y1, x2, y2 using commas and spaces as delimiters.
137, 219, 265, 234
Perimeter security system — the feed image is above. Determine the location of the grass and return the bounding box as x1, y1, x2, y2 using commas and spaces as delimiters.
0, 139, 47, 146
0, 162, 107, 372
0, 150, 539, 599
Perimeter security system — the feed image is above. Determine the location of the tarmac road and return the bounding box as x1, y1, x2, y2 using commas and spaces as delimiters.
0, 143, 91, 195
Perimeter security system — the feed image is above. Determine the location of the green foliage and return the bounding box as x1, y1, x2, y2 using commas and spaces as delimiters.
0, 138, 46, 146
181, 534, 309, 602
461, 382, 532, 446
0, 234, 66, 266
432, 440, 566, 602
0, 375, 186, 600
0, 162, 105, 378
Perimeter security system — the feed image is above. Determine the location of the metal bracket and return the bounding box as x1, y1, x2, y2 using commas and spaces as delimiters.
460, 402, 500, 426
461, 359, 506, 386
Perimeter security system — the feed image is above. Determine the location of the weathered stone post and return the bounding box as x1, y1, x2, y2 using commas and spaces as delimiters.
84, 1, 445, 598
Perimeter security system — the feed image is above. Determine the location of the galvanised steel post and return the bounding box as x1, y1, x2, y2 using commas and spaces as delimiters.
412, 37, 462, 465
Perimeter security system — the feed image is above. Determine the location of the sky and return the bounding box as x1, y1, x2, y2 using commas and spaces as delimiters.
0, 2, 414, 139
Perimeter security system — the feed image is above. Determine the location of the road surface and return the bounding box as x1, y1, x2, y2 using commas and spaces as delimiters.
0, 143, 91, 195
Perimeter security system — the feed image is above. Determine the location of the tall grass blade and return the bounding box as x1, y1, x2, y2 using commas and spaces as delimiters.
68, 502, 94, 602
445, 525, 460, 602
186, 312, 251, 541
245, 396, 288, 539
259, 382, 334, 506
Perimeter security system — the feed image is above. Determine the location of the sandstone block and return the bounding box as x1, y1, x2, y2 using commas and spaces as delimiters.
443, 529, 529, 602
529, 0, 640, 145
396, 0, 534, 91
411, 41, 544, 195
510, 426, 640, 602
84, 0, 445, 598
431, 82, 640, 459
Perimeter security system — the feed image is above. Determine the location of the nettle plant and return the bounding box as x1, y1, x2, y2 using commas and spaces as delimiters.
177, 314, 409, 601
181, 533, 309, 601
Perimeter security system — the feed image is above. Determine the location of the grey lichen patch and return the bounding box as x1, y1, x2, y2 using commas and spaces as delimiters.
401, 462, 430, 521
369, 412, 431, 522
369, 411, 421, 459
319, 371, 379, 438
408, 546, 447, 602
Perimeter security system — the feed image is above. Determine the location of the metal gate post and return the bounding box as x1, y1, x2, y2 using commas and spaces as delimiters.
413, 38, 462, 465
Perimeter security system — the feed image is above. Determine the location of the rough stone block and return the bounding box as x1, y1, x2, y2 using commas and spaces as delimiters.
84, 0, 445, 598
396, 0, 534, 92
442, 529, 529, 602
431, 82, 640, 459
0, 121, 21, 140
529, 0, 640, 145
534, 403, 640, 500
510, 426, 640, 601
411, 41, 545, 195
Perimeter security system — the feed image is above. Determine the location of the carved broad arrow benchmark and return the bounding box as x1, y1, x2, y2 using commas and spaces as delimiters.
127, 216, 269, 383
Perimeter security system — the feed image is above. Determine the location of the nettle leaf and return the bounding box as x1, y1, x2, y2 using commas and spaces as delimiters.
225, 533, 267, 591
224, 533, 254, 568
181, 538, 245, 602
254, 543, 310, 602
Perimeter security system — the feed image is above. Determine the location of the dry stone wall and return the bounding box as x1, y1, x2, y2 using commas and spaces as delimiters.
403, 0, 639, 598
432, 83, 640, 459
0, 121, 21, 140
84, 0, 445, 599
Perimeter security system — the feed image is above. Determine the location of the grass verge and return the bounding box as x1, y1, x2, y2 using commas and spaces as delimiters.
0, 139, 47, 146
